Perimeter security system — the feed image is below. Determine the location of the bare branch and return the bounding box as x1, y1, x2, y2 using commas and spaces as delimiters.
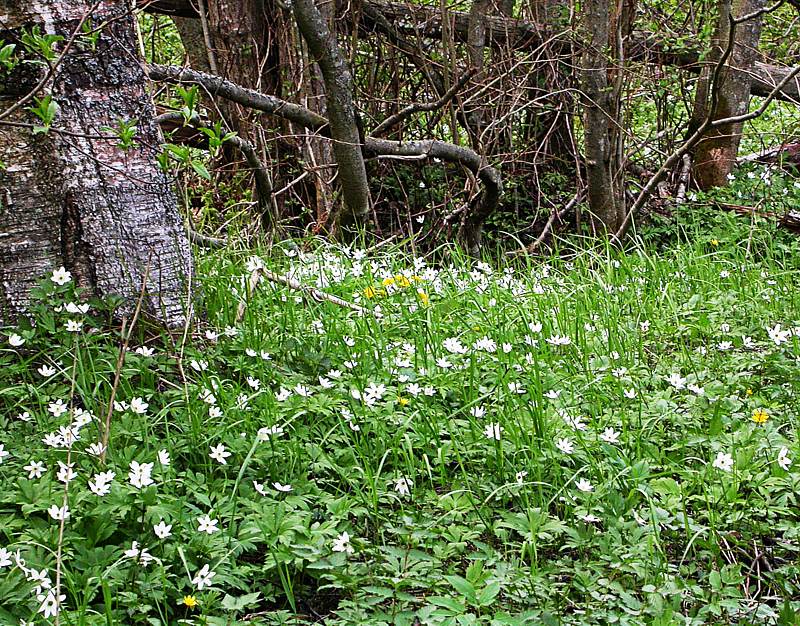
148, 65, 329, 131
371, 69, 476, 138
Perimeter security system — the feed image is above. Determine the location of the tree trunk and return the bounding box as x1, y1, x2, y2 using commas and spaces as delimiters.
466, 0, 491, 151
294, 0, 336, 230
0, 0, 193, 328
692, 0, 767, 190
291, 0, 372, 229
172, 16, 212, 72
581, 0, 620, 233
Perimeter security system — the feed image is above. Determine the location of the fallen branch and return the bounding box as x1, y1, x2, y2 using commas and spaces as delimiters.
737, 142, 800, 164
235, 267, 370, 323
188, 227, 227, 248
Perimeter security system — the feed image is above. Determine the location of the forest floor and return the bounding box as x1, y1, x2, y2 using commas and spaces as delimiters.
1, 220, 800, 625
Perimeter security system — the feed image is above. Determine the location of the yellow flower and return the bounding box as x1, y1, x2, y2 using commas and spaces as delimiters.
398, 397, 409, 407
710, 239, 719, 246
745, 388, 753, 397
412, 275, 425, 282
364, 286, 377, 299
394, 274, 411, 288
751, 408, 769, 424
417, 290, 429, 305
381, 277, 396, 287
181, 595, 198, 608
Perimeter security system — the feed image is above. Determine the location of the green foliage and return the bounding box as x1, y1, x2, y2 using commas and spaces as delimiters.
79, 18, 101, 52
1, 224, 800, 624
101, 118, 139, 151
26, 94, 58, 134
19, 26, 63, 62
158, 142, 212, 180
0, 42, 18, 72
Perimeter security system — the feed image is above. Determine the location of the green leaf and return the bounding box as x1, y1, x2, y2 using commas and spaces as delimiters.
191, 160, 211, 180
428, 596, 466, 614
221, 591, 261, 611
477, 581, 501, 607
444, 575, 476, 601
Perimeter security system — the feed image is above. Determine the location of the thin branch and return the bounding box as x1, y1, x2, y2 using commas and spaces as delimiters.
710, 64, 800, 126
188, 227, 227, 247
610, 10, 740, 244
511, 192, 581, 256
100, 259, 151, 464
733, 0, 784, 24
371, 69, 476, 137
195, 0, 219, 75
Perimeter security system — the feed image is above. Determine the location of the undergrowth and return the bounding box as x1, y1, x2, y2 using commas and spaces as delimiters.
1, 221, 799, 625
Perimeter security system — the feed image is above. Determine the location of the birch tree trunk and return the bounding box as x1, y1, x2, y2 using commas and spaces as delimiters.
692, 0, 766, 190
0, 0, 193, 327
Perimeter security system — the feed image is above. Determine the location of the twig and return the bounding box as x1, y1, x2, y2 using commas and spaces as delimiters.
188, 226, 227, 248
100, 259, 151, 464
511, 192, 581, 256
195, 0, 219, 75
371, 69, 476, 137
235, 267, 370, 323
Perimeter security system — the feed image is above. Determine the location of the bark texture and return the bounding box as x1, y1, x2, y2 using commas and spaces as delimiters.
692, 0, 767, 190
172, 15, 212, 72
0, 0, 193, 327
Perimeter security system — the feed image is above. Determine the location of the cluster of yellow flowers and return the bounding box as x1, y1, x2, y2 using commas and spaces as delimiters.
363, 274, 429, 305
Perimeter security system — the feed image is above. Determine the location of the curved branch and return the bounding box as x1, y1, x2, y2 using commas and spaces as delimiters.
148, 64, 502, 252
364, 138, 502, 254
155, 110, 278, 225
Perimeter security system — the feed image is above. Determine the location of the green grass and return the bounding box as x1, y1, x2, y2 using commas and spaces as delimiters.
1, 219, 799, 625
